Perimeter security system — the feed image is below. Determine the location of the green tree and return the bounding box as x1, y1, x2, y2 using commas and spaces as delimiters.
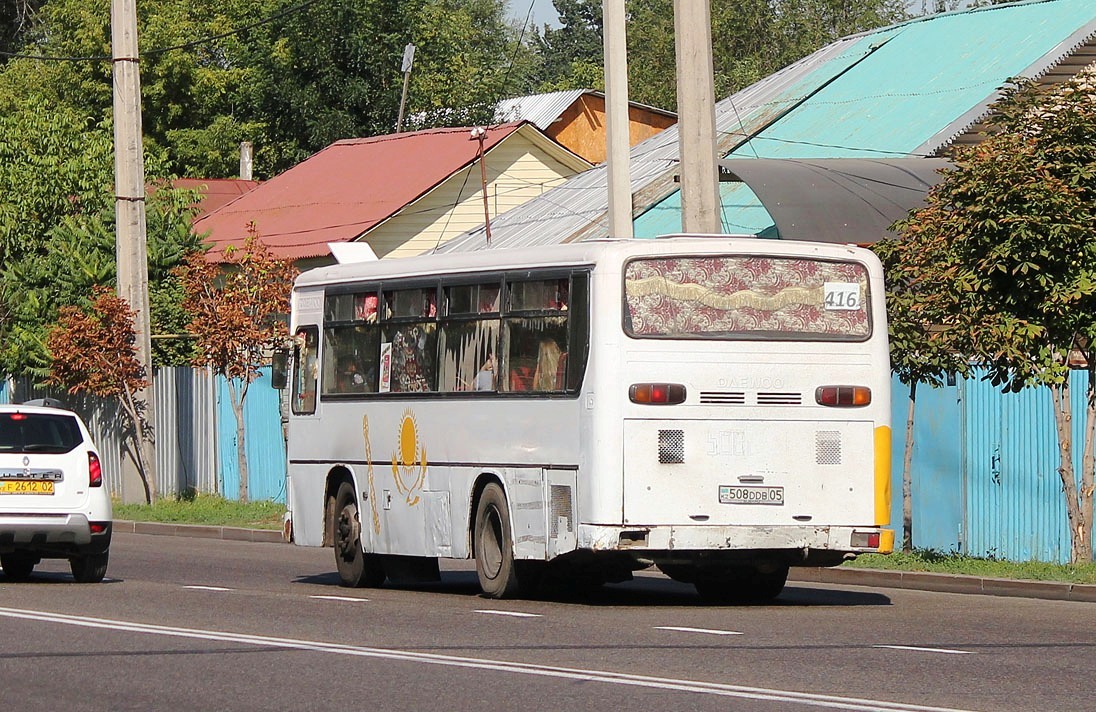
178, 231, 297, 502
535, 0, 604, 92
891, 70, 1096, 563
0, 101, 202, 377
0, 0, 535, 177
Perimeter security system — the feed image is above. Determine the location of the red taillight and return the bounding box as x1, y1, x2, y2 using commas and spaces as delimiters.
90, 522, 108, 534
629, 383, 687, 405
88, 452, 102, 487
851, 531, 881, 548
815, 385, 871, 407
9, 412, 26, 421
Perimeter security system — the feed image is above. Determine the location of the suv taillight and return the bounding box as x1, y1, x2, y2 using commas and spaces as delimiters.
89, 452, 103, 487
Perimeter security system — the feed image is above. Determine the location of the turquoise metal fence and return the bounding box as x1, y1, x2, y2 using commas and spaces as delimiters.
216, 368, 287, 503
891, 370, 1094, 563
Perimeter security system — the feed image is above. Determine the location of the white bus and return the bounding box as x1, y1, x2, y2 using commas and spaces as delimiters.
281, 236, 893, 601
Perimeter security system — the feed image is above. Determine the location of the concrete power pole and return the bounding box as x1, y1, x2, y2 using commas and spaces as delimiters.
111, 0, 157, 503
673, 0, 721, 234
603, 0, 633, 238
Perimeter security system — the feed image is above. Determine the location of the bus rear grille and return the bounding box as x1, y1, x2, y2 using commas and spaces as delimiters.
816, 431, 842, 465
757, 392, 802, 405
699, 391, 746, 404
550, 485, 573, 537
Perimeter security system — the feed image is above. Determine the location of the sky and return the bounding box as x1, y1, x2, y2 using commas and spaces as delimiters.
507, 0, 560, 29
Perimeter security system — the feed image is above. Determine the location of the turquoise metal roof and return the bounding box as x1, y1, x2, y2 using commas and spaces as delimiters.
635, 0, 1096, 238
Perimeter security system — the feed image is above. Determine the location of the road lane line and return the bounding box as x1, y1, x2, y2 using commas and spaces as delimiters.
656, 626, 743, 636
874, 645, 973, 655
183, 585, 233, 592
310, 595, 370, 602
475, 609, 542, 618
0, 607, 977, 712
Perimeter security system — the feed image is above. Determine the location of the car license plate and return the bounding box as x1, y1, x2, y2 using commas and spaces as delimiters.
719, 485, 783, 505
0, 480, 55, 495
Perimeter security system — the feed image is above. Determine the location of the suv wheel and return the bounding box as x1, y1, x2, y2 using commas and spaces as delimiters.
70, 551, 109, 583
1, 552, 37, 581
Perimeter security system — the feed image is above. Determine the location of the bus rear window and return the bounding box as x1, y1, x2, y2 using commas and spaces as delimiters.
623, 256, 870, 340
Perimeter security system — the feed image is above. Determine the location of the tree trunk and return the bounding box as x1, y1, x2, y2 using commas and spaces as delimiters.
121, 384, 157, 504
227, 378, 249, 503
902, 381, 916, 551
1049, 378, 1091, 563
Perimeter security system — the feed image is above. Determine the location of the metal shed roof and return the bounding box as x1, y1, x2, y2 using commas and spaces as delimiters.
441, 0, 1096, 253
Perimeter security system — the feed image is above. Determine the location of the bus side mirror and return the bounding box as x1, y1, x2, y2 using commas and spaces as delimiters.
271, 349, 288, 390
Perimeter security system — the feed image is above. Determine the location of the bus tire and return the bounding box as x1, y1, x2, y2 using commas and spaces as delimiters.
334, 481, 385, 588
474, 483, 521, 599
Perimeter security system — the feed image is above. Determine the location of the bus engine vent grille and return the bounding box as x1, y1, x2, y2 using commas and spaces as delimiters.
757, 392, 802, 405
700, 391, 746, 404
658, 429, 685, 464
815, 430, 842, 465
550, 485, 573, 537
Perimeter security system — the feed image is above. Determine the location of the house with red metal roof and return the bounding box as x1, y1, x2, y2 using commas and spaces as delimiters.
172, 178, 262, 219
194, 122, 590, 267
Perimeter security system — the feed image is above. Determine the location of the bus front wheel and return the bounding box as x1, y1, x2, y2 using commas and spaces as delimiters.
334, 481, 385, 588
474, 483, 521, 599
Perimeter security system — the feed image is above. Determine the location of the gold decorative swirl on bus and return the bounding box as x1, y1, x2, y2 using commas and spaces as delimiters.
625, 276, 821, 311
392, 409, 427, 506
362, 416, 381, 534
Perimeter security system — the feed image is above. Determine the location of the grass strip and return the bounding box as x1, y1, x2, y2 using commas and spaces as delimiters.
844, 549, 1096, 585
113, 494, 286, 531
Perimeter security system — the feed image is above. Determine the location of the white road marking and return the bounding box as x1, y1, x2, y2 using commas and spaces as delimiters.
183, 585, 233, 592
656, 626, 743, 636
310, 595, 369, 602
874, 645, 973, 655
474, 609, 542, 618
0, 607, 978, 712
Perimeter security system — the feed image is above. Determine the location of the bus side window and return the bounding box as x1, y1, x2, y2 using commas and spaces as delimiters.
291, 326, 319, 414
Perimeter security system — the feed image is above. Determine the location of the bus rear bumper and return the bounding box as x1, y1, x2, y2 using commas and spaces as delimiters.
579, 523, 894, 559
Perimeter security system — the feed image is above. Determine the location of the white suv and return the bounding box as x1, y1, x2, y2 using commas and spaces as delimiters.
0, 400, 112, 582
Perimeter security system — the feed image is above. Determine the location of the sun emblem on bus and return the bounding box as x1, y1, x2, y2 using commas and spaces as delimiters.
392, 409, 427, 506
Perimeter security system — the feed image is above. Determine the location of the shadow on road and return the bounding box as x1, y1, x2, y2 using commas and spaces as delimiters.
291, 569, 891, 607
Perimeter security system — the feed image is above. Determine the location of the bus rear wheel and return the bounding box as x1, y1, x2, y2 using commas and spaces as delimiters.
474, 483, 522, 599
334, 481, 385, 588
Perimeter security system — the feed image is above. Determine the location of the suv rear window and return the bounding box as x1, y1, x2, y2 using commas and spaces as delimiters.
624, 255, 871, 341
0, 413, 83, 454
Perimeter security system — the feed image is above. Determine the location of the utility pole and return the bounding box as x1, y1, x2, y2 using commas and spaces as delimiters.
674, 0, 721, 234
603, 0, 633, 238
111, 0, 157, 503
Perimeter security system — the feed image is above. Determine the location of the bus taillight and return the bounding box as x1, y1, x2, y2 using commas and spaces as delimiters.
815, 386, 871, 407
629, 383, 687, 405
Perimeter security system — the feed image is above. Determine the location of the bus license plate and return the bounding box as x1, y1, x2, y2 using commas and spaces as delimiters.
0, 480, 55, 495
719, 485, 783, 505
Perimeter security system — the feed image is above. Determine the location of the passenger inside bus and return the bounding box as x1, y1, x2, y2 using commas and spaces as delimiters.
336, 354, 368, 392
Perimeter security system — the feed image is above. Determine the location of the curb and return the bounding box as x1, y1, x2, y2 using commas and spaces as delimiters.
114, 519, 285, 544
789, 564, 1096, 603
117, 520, 1095, 603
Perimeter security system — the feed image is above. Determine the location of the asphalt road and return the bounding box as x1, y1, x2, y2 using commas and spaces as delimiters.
0, 532, 1092, 712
